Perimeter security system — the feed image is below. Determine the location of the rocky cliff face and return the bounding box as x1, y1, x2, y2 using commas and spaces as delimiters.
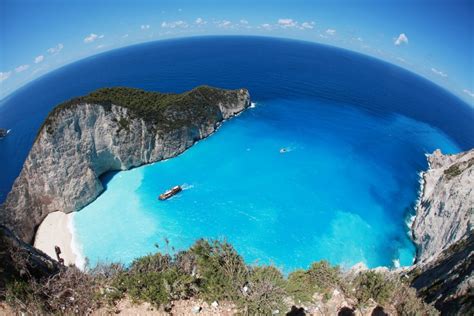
412, 149, 473, 263
409, 148, 474, 315
0, 224, 60, 292
0, 86, 250, 244
410, 233, 473, 315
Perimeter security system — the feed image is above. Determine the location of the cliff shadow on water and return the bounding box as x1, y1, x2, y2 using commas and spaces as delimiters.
99, 171, 122, 191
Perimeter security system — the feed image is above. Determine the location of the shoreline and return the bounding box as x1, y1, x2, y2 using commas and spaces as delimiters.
31, 142, 426, 274
34, 211, 85, 269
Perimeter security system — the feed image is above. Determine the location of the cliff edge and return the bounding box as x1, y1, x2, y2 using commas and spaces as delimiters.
412, 149, 473, 263
409, 148, 473, 314
0, 86, 250, 244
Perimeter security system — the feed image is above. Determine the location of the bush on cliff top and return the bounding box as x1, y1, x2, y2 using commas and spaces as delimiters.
286, 260, 342, 303
3, 239, 437, 315
38, 85, 244, 137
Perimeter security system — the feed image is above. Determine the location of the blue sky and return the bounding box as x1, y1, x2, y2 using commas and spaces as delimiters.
1, 0, 473, 104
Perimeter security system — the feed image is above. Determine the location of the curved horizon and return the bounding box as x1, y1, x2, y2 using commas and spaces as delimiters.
1, 2, 472, 314
2, 35, 473, 110
1, 36, 472, 206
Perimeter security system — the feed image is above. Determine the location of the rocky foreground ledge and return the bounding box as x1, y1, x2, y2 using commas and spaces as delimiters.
0, 86, 250, 243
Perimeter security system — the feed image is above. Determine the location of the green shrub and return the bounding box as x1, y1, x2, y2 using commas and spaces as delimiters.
111, 264, 196, 307
113, 271, 168, 306
354, 271, 395, 306
308, 260, 341, 294
191, 239, 248, 302
392, 283, 439, 316
37, 85, 243, 139
129, 253, 173, 274
240, 266, 287, 314
6, 267, 102, 314
5, 279, 36, 308
286, 269, 315, 303
443, 158, 474, 179
5, 238, 440, 315
285, 261, 342, 303
117, 117, 130, 132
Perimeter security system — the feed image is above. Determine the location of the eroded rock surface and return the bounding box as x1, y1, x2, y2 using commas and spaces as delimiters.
410, 148, 474, 315
0, 86, 250, 243
412, 149, 473, 263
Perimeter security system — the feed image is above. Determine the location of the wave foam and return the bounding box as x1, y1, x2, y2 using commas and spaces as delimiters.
67, 213, 86, 270
279, 146, 294, 153
393, 259, 401, 268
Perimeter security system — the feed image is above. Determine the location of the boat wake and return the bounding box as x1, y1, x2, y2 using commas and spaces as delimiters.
181, 183, 194, 190
279, 146, 294, 154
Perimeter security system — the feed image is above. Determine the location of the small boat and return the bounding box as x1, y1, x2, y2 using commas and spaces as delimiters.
159, 185, 182, 200
0, 128, 9, 139
280, 147, 288, 153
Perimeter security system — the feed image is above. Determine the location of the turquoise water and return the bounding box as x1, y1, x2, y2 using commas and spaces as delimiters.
74, 98, 460, 270
2, 37, 468, 271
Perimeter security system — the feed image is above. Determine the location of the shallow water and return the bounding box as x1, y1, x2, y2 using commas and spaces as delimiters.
75, 98, 460, 270
0, 36, 471, 271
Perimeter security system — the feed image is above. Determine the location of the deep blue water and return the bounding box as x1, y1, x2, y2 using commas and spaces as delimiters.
1, 36, 472, 270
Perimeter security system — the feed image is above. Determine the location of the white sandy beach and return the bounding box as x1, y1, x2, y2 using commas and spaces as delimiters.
34, 211, 80, 268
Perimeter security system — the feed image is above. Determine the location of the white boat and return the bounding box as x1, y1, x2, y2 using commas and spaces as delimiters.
159, 185, 182, 200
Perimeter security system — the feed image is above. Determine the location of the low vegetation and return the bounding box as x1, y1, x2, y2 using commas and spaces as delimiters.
38, 85, 243, 137
2, 239, 438, 315
443, 157, 474, 180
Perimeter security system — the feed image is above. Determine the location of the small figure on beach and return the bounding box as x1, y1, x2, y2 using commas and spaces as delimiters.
55, 245, 64, 265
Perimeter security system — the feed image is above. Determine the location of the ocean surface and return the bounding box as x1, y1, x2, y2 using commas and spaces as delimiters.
1, 36, 472, 271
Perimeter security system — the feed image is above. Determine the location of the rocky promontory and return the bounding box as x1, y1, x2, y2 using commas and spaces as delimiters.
412, 149, 473, 263
0, 86, 250, 243
409, 148, 474, 314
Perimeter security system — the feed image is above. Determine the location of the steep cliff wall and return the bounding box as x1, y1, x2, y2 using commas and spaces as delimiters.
0, 86, 250, 244
410, 233, 473, 315
409, 148, 473, 315
0, 224, 60, 292
412, 149, 473, 263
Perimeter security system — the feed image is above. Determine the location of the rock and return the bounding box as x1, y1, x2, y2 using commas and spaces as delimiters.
411, 233, 474, 315
0, 224, 60, 292
412, 149, 473, 263
211, 301, 218, 308
372, 266, 390, 274
409, 148, 474, 314
0, 86, 250, 243
348, 262, 368, 275
191, 305, 201, 314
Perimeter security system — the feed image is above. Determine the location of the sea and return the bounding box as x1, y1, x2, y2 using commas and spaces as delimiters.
1, 36, 472, 271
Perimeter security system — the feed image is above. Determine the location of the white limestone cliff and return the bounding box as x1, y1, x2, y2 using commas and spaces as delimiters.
0, 87, 250, 243
412, 149, 473, 263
